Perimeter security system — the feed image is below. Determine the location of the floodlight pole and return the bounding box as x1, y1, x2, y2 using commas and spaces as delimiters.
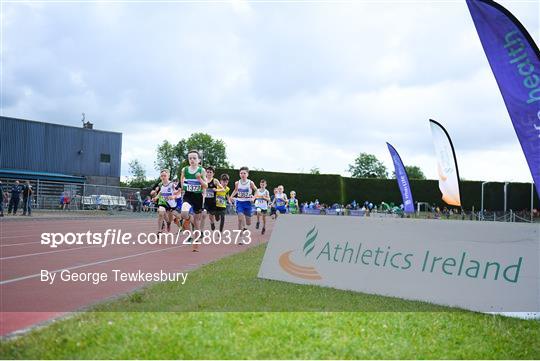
532, 182, 535, 223
481, 181, 490, 220
503, 182, 509, 219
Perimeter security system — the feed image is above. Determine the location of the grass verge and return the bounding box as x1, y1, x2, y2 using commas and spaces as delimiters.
1, 244, 539, 359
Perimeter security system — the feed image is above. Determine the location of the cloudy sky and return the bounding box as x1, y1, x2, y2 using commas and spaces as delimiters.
2, 0, 539, 182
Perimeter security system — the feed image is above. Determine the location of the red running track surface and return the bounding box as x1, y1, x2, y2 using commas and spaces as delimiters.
0, 215, 275, 336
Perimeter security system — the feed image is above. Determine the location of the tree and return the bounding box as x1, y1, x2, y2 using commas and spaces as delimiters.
348, 153, 388, 179
392, 165, 426, 180
309, 167, 321, 175
155, 140, 181, 178
177, 133, 231, 169
155, 133, 232, 179
128, 159, 146, 183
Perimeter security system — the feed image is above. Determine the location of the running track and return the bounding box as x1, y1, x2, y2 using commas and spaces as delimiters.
0, 215, 274, 336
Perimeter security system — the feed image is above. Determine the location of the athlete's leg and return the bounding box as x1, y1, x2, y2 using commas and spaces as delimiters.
192, 212, 202, 251
209, 213, 216, 231
157, 206, 166, 233
256, 208, 261, 229
165, 210, 173, 232
219, 211, 226, 232
181, 202, 192, 231
200, 209, 208, 231
237, 213, 245, 230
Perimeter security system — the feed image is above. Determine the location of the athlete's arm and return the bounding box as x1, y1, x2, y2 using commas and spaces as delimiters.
198, 169, 208, 189
250, 181, 258, 201
229, 181, 239, 199
180, 168, 185, 190
215, 179, 225, 192
173, 183, 182, 198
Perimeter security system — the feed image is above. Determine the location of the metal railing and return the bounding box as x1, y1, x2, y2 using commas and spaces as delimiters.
0, 178, 143, 212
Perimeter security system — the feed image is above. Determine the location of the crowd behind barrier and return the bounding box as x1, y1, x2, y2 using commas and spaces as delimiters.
0, 178, 537, 223
0, 179, 141, 214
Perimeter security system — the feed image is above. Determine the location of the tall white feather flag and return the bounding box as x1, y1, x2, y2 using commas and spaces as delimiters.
430, 119, 462, 207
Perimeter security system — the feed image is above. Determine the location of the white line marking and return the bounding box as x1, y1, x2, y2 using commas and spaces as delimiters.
0, 245, 101, 260
0, 234, 44, 239
0, 241, 41, 247
0, 244, 185, 285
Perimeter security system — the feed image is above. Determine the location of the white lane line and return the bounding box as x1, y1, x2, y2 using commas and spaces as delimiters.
0, 233, 68, 239
0, 244, 185, 285
0, 245, 101, 260
0, 241, 40, 247
0, 234, 44, 239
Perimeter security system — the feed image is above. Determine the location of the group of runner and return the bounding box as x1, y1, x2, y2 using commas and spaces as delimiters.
150, 150, 300, 251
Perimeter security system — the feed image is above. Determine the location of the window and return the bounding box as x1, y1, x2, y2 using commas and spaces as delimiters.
100, 153, 111, 163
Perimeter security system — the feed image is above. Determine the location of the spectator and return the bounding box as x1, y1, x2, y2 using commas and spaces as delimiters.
135, 191, 143, 212
8, 181, 22, 215
64, 191, 71, 210
22, 181, 33, 216
0, 180, 3, 217
2, 186, 8, 216
143, 196, 152, 212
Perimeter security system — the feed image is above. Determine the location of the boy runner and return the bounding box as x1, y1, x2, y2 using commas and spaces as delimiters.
288, 190, 299, 214
229, 167, 258, 242
201, 166, 224, 231
153, 169, 176, 234
180, 150, 207, 252
273, 185, 288, 218
214, 173, 231, 232
254, 179, 270, 234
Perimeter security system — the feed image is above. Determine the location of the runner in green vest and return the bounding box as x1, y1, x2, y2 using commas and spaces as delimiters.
288, 191, 299, 214
180, 150, 207, 252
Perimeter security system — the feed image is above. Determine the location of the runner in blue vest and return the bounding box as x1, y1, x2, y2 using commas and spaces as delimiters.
272, 185, 288, 218
229, 167, 258, 242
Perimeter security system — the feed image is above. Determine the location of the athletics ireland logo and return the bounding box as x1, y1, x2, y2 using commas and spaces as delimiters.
279, 226, 322, 280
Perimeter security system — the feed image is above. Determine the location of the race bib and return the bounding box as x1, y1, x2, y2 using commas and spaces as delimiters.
216, 195, 226, 207
238, 191, 251, 198
185, 184, 201, 192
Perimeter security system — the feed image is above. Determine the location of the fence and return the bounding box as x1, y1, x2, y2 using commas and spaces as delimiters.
1, 178, 537, 223
215, 168, 538, 211
0, 178, 142, 212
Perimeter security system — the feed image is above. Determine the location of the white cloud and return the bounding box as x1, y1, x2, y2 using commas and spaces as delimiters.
3, 0, 539, 183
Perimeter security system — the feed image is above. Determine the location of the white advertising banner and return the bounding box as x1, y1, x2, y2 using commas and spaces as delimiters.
258, 215, 540, 313
430, 119, 462, 207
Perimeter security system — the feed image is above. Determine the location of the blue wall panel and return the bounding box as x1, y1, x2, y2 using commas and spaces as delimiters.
0, 116, 122, 177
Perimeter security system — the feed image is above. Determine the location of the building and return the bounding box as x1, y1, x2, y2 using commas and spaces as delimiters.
0, 116, 122, 186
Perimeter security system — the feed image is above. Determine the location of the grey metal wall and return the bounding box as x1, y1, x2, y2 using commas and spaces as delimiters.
0, 116, 122, 177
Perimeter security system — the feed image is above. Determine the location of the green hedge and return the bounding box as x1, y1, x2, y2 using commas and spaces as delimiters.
215, 169, 342, 205
207, 169, 539, 211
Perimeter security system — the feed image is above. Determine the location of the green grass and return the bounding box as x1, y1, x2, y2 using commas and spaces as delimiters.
1, 245, 539, 359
